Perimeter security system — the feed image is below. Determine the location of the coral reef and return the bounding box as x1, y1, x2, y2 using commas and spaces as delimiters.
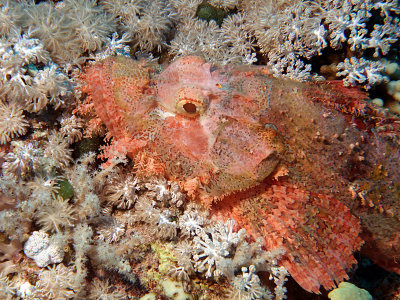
0, 0, 399, 299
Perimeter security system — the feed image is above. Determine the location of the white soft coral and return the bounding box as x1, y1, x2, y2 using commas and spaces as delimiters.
193, 219, 246, 278
336, 57, 388, 89
231, 265, 272, 300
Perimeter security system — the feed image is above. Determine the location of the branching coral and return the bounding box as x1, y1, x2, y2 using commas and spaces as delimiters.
0, 168, 29, 200
0, 209, 27, 241
209, 0, 239, 10
192, 219, 247, 278
0, 0, 22, 37
64, 152, 99, 204
170, 240, 195, 281
11, 31, 50, 64
102, 0, 177, 52
220, 13, 257, 64
0, 0, 398, 298
0, 29, 71, 112
145, 177, 185, 207
170, 9, 257, 65
0, 101, 29, 144
129, 0, 177, 52
230, 265, 272, 300
27, 171, 62, 200
22, 0, 115, 65
43, 130, 73, 168
246, 1, 326, 80
63, 0, 116, 53
34, 264, 77, 299
59, 115, 83, 144
178, 203, 209, 237
23, 2, 73, 64
172, 216, 288, 298
169, 0, 202, 18
78, 192, 102, 220
124, 176, 191, 241
269, 266, 289, 300
132, 199, 178, 240
35, 195, 76, 233
2, 141, 41, 178
30, 63, 72, 111
73, 223, 93, 288
90, 241, 135, 283
337, 57, 388, 89
235, 0, 400, 85
169, 18, 232, 64
63, 152, 119, 222
106, 172, 143, 209
100, 0, 143, 21
91, 32, 131, 61
88, 278, 126, 300
0, 137, 138, 298
97, 218, 126, 243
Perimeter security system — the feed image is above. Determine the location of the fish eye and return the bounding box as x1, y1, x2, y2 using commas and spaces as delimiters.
176, 99, 205, 117
183, 102, 197, 114
176, 87, 206, 117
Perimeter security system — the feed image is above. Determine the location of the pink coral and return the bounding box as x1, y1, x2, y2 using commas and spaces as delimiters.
76, 55, 400, 293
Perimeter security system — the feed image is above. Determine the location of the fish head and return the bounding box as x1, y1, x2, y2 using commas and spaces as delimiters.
153, 56, 286, 198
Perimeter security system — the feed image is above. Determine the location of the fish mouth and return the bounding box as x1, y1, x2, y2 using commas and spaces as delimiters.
208, 118, 284, 194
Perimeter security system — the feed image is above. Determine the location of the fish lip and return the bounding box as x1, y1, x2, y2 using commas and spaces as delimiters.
208, 117, 283, 186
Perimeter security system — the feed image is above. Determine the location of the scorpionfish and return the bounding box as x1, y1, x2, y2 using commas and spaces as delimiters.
77, 55, 400, 294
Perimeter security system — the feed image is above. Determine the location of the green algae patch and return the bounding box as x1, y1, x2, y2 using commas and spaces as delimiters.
196, 3, 227, 26
73, 135, 103, 158
56, 179, 74, 199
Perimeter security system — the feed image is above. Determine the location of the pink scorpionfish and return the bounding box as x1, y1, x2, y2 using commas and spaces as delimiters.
77, 56, 400, 294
